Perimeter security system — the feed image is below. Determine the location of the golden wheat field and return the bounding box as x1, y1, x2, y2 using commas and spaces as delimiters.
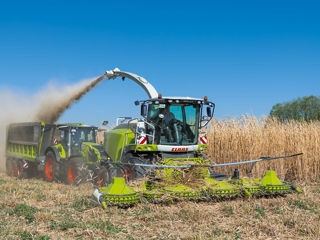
207, 116, 320, 182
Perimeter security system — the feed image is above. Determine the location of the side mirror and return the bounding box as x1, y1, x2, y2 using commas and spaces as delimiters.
206, 106, 212, 117
141, 104, 147, 116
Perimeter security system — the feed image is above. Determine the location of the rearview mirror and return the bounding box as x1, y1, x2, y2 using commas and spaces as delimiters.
141, 104, 147, 116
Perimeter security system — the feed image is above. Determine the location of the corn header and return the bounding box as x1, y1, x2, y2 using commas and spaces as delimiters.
92, 68, 303, 207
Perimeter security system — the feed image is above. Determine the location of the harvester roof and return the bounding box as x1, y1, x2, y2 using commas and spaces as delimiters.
143, 96, 215, 107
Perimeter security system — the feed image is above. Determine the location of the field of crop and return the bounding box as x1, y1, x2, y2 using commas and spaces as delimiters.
207, 116, 320, 182
1, 116, 320, 239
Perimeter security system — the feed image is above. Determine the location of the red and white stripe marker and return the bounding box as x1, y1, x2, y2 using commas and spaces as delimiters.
23, 162, 29, 169
137, 135, 147, 145
200, 136, 208, 144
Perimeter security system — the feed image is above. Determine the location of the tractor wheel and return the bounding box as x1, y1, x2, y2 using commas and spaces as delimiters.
6, 158, 15, 177
44, 151, 57, 182
64, 158, 88, 185
96, 167, 111, 188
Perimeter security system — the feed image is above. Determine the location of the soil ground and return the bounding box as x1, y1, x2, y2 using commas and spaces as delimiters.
0, 172, 320, 240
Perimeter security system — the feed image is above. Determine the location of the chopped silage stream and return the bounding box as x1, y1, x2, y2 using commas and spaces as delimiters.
0, 173, 320, 239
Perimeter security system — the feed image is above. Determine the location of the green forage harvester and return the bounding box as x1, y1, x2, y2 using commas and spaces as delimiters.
90, 69, 303, 208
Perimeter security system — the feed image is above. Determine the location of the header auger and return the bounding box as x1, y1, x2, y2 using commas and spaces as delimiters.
92, 68, 303, 207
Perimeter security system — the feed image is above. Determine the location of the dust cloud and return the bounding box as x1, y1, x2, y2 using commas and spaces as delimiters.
0, 73, 107, 171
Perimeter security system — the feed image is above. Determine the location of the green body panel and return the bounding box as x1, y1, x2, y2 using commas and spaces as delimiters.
51, 142, 105, 165
101, 177, 136, 195
52, 144, 67, 159
37, 121, 45, 156
129, 144, 158, 152
104, 128, 135, 162
198, 144, 207, 151
81, 142, 105, 165
100, 177, 139, 206
6, 121, 46, 162
259, 170, 282, 186
6, 143, 39, 162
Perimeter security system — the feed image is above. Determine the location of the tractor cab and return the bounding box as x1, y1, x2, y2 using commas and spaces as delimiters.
104, 68, 215, 163
56, 124, 98, 157
138, 96, 215, 146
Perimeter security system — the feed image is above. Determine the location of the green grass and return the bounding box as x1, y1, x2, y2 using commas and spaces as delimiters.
9, 203, 38, 223
222, 205, 234, 217
72, 196, 93, 212
255, 206, 266, 218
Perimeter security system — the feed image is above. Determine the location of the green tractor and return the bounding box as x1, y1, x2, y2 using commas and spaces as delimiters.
49, 123, 110, 184
6, 122, 110, 184
93, 68, 302, 207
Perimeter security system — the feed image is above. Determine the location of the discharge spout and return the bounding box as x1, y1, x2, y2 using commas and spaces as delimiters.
106, 68, 158, 99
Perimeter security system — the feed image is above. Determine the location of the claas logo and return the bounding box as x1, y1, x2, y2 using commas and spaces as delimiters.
171, 147, 188, 152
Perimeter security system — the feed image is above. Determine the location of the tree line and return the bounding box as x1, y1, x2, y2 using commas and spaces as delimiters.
270, 95, 320, 121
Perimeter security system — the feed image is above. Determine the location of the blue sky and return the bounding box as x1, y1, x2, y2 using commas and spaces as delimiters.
0, 0, 319, 126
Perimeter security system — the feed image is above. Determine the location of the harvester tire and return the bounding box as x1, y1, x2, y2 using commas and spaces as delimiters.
121, 153, 136, 181
123, 153, 150, 180
64, 158, 89, 185
44, 151, 57, 182
6, 159, 15, 177
96, 167, 111, 187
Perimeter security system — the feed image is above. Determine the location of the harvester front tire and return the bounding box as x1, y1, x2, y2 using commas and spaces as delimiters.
123, 153, 150, 180
64, 158, 88, 185
44, 151, 57, 182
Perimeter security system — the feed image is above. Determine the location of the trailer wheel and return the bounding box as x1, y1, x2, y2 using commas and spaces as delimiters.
96, 167, 111, 187
16, 160, 29, 179
16, 160, 22, 178
6, 159, 15, 177
44, 151, 56, 182
64, 158, 88, 185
